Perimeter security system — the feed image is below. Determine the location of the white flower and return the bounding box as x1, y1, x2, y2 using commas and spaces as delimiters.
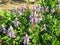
42, 24, 46, 31
29, 12, 34, 23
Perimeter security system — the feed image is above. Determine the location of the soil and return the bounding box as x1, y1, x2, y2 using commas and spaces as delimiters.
0, 0, 36, 11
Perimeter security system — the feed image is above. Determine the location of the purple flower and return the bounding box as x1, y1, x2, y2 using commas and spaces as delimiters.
30, 16, 34, 23
32, 5, 45, 14
33, 5, 42, 12
14, 17, 19, 27
38, 5, 42, 11
7, 25, 15, 38
22, 34, 29, 45
29, 11, 42, 23
29, 12, 34, 23
20, 4, 25, 12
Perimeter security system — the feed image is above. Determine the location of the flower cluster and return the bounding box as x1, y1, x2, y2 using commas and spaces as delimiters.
31, 5, 56, 14
0, 17, 20, 38
29, 6, 43, 29
29, 13, 42, 23
32, 5, 44, 13
0, 25, 16, 38
7, 25, 16, 38
10, 4, 27, 16
11, 7, 22, 16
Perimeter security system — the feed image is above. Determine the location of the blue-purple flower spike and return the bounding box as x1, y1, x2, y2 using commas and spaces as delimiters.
23, 34, 30, 45
14, 17, 19, 27
7, 25, 15, 38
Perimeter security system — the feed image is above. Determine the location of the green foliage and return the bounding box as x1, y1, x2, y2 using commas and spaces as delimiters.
0, 0, 60, 45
